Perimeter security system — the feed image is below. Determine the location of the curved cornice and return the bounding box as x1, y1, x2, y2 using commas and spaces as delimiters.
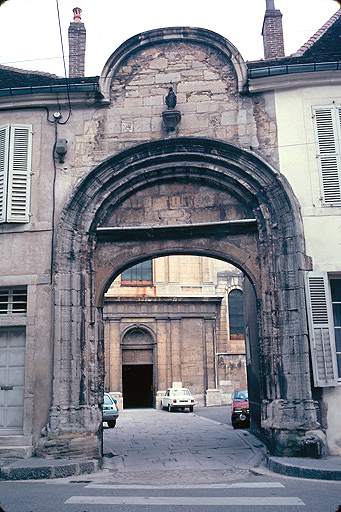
99, 27, 248, 101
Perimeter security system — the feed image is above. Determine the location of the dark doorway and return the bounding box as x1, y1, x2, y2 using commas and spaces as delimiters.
122, 364, 153, 408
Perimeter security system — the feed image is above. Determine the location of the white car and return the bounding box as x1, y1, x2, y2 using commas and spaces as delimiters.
103, 392, 119, 428
161, 388, 195, 412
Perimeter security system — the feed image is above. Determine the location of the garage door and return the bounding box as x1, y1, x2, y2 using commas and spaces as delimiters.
0, 327, 26, 434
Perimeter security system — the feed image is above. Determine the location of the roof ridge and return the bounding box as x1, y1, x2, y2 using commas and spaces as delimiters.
0, 63, 60, 79
293, 8, 341, 56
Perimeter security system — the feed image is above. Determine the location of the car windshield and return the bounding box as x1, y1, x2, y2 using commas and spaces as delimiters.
234, 390, 248, 400
104, 394, 113, 405
172, 389, 190, 396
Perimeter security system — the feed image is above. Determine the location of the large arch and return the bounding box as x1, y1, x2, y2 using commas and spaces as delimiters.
38, 137, 320, 459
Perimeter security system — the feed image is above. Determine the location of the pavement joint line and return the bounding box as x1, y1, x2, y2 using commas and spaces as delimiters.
65, 496, 306, 506
85, 482, 285, 489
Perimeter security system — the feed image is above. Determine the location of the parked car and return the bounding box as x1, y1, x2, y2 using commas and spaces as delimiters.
103, 392, 119, 428
231, 388, 249, 428
161, 387, 195, 412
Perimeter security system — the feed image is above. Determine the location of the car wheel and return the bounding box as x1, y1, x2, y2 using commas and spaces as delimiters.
232, 419, 238, 429
189, 406, 193, 412
107, 420, 116, 428
168, 404, 172, 412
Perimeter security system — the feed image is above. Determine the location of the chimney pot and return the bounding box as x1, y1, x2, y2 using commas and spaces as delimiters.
73, 7, 82, 22
266, 0, 275, 9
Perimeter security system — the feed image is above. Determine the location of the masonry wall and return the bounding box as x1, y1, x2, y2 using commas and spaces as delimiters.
73, 41, 278, 168
0, 35, 280, 455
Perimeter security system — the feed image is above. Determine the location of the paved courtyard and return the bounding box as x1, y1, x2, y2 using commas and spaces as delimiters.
102, 407, 267, 484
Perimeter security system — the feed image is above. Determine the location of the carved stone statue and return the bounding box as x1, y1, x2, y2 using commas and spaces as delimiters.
165, 87, 177, 109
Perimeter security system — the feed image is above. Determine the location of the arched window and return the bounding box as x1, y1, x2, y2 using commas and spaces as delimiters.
228, 289, 244, 337
121, 260, 153, 284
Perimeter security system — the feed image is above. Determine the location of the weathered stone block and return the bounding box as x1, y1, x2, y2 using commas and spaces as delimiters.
133, 118, 151, 133
155, 72, 181, 84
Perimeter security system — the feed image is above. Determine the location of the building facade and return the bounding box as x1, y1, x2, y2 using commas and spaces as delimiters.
0, 4, 340, 460
104, 256, 246, 410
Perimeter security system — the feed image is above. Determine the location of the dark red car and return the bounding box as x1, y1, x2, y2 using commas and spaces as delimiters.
231, 388, 250, 428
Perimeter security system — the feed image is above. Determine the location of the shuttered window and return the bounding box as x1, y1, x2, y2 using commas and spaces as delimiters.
313, 106, 341, 205
330, 279, 341, 380
305, 272, 338, 387
0, 124, 32, 223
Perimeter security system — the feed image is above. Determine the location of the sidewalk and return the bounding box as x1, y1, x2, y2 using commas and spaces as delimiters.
267, 455, 341, 481
1, 409, 341, 481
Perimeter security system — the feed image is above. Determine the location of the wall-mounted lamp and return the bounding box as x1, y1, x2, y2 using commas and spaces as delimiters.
55, 138, 68, 163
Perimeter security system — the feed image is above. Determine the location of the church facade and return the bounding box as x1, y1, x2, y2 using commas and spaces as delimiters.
104, 256, 246, 410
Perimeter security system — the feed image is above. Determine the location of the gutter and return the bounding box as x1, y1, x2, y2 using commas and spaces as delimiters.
247, 60, 341, 79
0, 82, 101, 97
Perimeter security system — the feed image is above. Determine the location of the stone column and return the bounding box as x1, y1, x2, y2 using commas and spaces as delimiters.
205, 317, 221, 406
107, 320, 122, 393
104, 319, 110, 391
170, 318, 182, 386
156, 318, 168, 392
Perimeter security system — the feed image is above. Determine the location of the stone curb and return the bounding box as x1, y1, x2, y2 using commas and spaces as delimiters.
0, 459, 100, 480
267, 456, 341, 481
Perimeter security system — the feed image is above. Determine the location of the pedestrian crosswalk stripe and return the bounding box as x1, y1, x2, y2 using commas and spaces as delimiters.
66, 496, 305, 506
85, 482, 285, 490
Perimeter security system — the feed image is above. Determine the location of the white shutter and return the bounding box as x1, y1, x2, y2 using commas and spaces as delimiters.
313, 107, 341, 205
0, 124, 10, 223
7, 125, 32, 223
305, 271, 338, 387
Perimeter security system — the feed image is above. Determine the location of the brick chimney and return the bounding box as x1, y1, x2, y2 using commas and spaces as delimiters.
68, 7, 86, 78
262, 0, 285, 59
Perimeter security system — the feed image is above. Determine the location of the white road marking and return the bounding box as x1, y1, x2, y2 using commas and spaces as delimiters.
86, 482, 285, 489
66, 496, 305, 506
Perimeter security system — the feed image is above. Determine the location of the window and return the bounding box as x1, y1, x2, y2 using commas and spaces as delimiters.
121, 261, 153, 284
0, 287, 27, 316
313, 106, 341, 205
330, 279, 341, 379
228, 289, 244, 337
305, 272, 339, 386
0, 124, 32, 223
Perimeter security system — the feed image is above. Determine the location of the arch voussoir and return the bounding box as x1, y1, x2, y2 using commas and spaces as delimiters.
39, 137, 318, 459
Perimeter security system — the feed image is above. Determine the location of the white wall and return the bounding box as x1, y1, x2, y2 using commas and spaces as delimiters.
275, 84, 341, 271
275, 83, 341, 455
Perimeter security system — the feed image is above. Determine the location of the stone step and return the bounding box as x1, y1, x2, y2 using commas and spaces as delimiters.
0, 435, 32, 446
0, 445, 33, 459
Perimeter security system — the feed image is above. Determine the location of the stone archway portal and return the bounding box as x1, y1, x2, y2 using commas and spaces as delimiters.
42, 137, 320, 460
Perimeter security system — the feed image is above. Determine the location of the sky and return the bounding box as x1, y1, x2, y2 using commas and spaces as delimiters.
0, 0, 339, 78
